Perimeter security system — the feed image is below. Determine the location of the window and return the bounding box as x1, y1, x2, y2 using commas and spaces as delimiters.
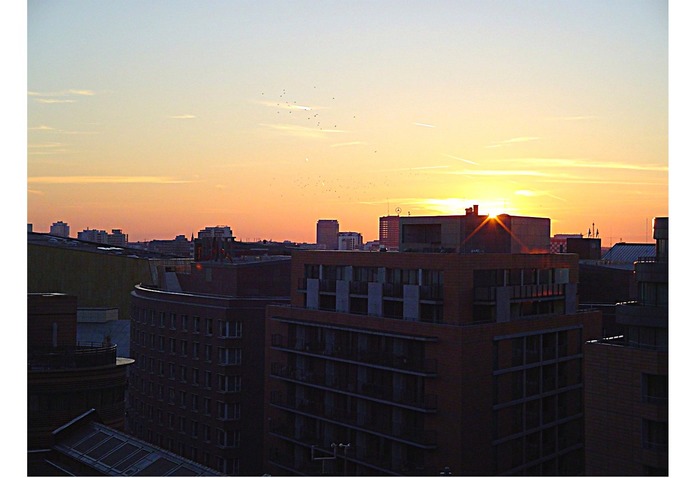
192, 342, 200, 359
218, 347, 242, 365
220, 321, 243, 338
643, 419, 668, 451
159, 312, 165, 328
205, 371, 212, 389
191, 394, 199, 411
180, 340, 188, 357
169, 338, 176, 354
218, 375, 241, 392
170, 313, 177, 330
193, 316, 200, 333
205, 344, 212, 362
180, 365, 187, 382
191, 421, 198, 438
181, 315, 188, 331
643, 374, 668, 405
158, 336, 165, 352
205, 318, 213, 335
168, 363, 175, 380
192, 368, 199, 385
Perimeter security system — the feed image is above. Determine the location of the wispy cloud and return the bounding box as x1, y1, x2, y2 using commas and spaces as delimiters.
330, 141, 367, 148
259, 123, 347, 138
499, 157, 668, 172
413, 122, 436, 128
444, 154, 478, 165
486, 136, 540, 148
168, 114, 197, 119
444, 169, 552, 177
515, 189, 567, 201
254, 100, 325, 111
29, 89, 96, 97
28, 176, 195, 185
29, 89, 97, 104
35, 99, 76, 104
545, 115, 598, 121
373, 165, 449, 173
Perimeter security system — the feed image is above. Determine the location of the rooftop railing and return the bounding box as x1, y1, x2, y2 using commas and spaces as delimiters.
28, 342, 117, 370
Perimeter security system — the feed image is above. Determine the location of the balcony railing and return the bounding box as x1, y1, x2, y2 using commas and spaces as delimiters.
270, 391, 437, 447
270, 363, 437, 412
271, 334, 437, 376
474, 284, 565, 302
28, 342, 118, 370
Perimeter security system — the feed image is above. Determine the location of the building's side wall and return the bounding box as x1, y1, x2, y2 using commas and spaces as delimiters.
28, 244, 159, 321
584, 343, 668, 476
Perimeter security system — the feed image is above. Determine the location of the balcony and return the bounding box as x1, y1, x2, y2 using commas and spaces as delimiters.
270, 391, 437, 448
474, 284, 565, 302
28, 342, 118, 371
270, 334, 437, 376
270, 363, 437, 412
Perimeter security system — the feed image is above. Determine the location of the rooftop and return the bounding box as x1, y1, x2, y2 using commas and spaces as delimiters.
28, 232, 189, 260
48, 410, 221, 476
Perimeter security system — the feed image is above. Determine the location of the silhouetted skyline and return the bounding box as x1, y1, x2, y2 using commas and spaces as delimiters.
27, 1, 667, 243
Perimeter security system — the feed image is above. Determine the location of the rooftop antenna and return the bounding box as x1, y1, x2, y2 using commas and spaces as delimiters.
395, 207, 401, 216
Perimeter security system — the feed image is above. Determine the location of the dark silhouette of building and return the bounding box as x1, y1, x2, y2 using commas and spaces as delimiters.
28, 293, 134, 453
28, 231, 191, 322
399, 205, 551, 253
316, 219, 340, 250
264, 250, 602, 475
584, 217, 668, 475
127, 257, 291, 475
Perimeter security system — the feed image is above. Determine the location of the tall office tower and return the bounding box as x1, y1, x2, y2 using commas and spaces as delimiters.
584, 217, 668, 475
128, 257, 291, 475
264, 250, 602, 475
316, 219, 339, 250
28, 293, 134, 451
50, 220, 70, 237
379, 215, 400, 251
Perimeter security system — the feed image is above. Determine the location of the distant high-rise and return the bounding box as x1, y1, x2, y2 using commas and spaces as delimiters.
198, 225, 234, 239
50, 220, 70, 237
316, 219, 339, 250
338, 231, 363, 250
107, 228, 128, 247
379, 215, 400, 250
77, 228, 109, 243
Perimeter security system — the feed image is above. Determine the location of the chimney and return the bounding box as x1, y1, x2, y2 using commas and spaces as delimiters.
473, 204, 479, 216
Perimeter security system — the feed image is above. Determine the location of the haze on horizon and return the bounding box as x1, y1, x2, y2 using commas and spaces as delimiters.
27, 0, 668, 245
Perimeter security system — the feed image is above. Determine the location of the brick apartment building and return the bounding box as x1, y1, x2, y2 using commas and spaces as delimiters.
263, 250, 602, 475
584, 217, 668, 475
127, 257, 290, 475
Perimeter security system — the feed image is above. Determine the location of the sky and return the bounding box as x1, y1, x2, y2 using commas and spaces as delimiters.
26, 0, 669, 244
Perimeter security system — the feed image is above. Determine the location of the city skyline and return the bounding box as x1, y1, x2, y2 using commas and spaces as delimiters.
27, 1, 668, 244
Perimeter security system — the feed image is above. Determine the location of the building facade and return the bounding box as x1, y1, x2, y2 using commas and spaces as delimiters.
263, 250, 602, 475
379, 215, 400, 251
584, 217, 668, 475
127, 257, 291, 475
316, 219, 340, 250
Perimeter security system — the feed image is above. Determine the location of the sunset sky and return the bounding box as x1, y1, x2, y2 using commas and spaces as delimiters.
26, 0, 669, 245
